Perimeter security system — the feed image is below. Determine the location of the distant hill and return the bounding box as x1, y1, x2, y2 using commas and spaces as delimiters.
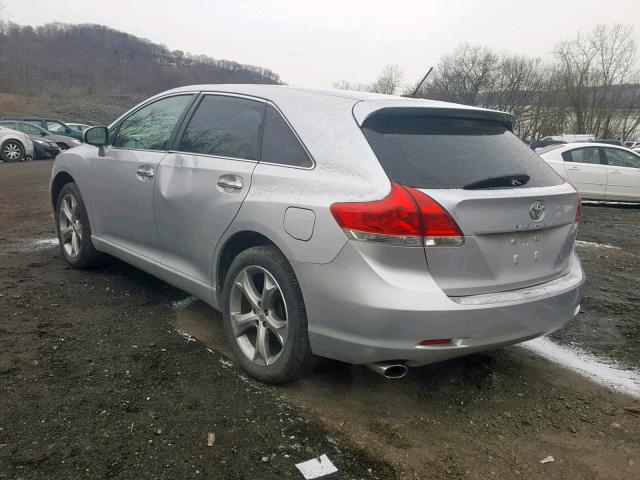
0, 22, 282, 97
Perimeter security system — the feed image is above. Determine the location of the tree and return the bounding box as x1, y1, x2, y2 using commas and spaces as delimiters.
420, 45, 498, 104
370, 64, 403, 95
553, 24, 640, 137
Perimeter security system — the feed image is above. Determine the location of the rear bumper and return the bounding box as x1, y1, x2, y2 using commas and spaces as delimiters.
295, 242, 584, 366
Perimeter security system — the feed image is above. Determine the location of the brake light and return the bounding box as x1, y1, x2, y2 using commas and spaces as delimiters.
330, 183, 464, 247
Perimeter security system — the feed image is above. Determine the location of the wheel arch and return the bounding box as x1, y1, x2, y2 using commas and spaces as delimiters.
215, 230, 289, 293
51, 171, 76, 210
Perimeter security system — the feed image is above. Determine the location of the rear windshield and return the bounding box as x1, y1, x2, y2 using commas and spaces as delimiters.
361, 115, 563, 189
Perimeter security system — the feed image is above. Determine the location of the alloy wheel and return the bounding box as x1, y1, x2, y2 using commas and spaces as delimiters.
58, 193, 82, 258
2, 142, 22, 161
229, 266, 289, 366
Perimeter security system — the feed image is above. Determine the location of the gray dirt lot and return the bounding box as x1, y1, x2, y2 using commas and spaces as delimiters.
1, 161, 639, 480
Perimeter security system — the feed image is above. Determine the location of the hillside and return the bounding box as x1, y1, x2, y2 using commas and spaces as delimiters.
0, 22, 282, 98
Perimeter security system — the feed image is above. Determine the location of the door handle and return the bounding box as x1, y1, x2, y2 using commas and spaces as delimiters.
609, 170, 623, 174
566, 166, 580, 170
217, 175, 243, 191
136, 165, 155, 179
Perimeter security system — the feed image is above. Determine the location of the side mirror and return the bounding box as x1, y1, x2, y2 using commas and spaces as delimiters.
84, 126, 108, 146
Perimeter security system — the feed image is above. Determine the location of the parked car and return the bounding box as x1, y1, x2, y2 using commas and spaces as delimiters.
50, 85, 584, 383
67, 123, 92, 133
0, 121, 74, 158
530, 138, 566, 151
0, 117, 83, 141
538, 143, 640, 202
585, 139, 625, 146
0, 125, 34, 162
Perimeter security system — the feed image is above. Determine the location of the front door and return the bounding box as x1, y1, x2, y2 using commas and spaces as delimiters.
154, 94, 265, 284
602, 147, 640, 201
89, 94, 194, 254
561, 146, 607, 199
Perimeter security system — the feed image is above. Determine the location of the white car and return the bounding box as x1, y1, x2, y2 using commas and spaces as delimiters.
538, 142, 640, 202
0, 126, 34, 162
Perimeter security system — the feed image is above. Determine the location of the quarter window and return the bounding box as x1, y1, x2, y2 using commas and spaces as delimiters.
178, 95, 264, 160
562, 147, 602, 165
113, 95, 193, 151
261, 105, 312, 168
603, 148, 640, 168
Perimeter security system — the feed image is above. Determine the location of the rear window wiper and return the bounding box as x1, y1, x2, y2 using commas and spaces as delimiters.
463, 174, 530, 190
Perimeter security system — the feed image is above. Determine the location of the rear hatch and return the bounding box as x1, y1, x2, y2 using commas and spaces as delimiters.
356, 101, 579, 297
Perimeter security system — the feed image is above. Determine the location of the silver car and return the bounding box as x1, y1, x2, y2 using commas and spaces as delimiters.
50, 85, 584, 383
0, 126, 34, 162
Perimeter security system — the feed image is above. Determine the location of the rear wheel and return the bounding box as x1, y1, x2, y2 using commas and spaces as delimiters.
1, 140, 24, 162
55, 183, 103, 268
222, 245, 317, 383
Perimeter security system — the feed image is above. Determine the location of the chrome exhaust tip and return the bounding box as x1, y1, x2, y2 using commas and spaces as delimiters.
366, 362, 408, 379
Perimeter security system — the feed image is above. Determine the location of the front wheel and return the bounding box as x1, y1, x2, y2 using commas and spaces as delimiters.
222, 245, 318, 383
55, 182, 103, 268
1, 140, 24, 162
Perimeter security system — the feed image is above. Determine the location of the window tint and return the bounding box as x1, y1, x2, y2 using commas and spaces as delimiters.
563, 147, 602, 165
113, 95, 192, 150
261, 105, 312, 167
178, 95, 264, 160
361, 115, 563, 189
604, 148, 640, 168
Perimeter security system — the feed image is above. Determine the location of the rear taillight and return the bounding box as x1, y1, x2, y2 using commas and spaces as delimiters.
330, 183, 464, 247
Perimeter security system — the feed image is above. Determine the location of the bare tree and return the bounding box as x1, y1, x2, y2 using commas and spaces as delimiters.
370, 64, 403, 95
420, 45, 498, 104
554, 24, 640, 137
332, 80, 370, 91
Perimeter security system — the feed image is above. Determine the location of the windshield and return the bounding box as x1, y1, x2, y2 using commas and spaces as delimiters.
361, 115, 564, 189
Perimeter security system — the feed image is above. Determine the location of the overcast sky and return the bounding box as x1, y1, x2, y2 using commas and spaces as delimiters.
3, 0, 640, 87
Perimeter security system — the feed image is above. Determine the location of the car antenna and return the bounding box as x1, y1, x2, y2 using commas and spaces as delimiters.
402, 66, 433, 98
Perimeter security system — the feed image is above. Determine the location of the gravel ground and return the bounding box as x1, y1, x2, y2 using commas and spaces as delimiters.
0, 161, 639, 480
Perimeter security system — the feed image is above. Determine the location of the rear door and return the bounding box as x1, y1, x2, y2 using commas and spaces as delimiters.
89, 94, 194, 254
560, 147, 607, 199
602, 147, 640, 201
360, 112, 579, 296
154, 94, 265, 284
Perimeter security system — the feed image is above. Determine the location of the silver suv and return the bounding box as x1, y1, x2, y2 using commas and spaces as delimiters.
50, 85, 584, 383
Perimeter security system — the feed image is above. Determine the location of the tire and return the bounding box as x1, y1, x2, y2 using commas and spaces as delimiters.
54, 182, 104, 268
222, 245, 318, 383
1, 140, 24, 162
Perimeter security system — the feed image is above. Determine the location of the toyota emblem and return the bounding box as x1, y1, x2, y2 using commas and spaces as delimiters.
529, 201, 545, 221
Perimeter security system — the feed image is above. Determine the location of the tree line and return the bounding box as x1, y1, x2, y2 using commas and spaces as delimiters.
335, 24, 640, 140
0, 21, 282, 98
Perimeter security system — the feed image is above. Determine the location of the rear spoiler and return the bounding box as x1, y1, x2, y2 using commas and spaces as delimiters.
352, 100, 514, 131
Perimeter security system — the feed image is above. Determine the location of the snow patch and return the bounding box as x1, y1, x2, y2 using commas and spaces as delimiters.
20, 237, 59, 250
171, 296, 197, 310
219, 358, 234, 368
175, 329, 196, 342
575, 240, 621, 250
521, 337, 640, 399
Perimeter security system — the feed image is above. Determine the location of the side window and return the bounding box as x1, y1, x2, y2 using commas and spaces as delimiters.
563, 147, 602, 165
261, 105, 312, 168
20, 123, 43, 135
178, 95, 264, 160
604, 148, 640, 168
46, 121, 66, 133
113, 95, 192, 151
